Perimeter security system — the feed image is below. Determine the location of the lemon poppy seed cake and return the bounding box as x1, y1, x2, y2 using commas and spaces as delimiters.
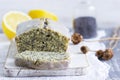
15, 51, 69, 69
15, 18, 70, 69
15, 18, 69, 53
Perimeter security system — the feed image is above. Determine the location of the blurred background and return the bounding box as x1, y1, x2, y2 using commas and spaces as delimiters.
0, 0, 120, 33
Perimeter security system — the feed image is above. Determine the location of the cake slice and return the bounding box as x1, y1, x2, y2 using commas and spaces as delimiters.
15, 51, 69, 69
15, 18, 70, 69
15, 27, 69, 53
15, 18, 69, 53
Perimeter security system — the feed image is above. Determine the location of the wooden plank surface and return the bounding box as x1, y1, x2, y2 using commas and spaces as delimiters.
4, 40, 89, 77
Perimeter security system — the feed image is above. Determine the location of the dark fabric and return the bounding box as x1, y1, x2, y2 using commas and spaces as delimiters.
100, 28, 120, 80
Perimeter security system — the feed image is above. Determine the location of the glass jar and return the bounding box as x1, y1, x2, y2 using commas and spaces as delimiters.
73, 0, 97, 39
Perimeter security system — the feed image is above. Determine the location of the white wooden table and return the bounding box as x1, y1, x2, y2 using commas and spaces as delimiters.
0, 34, 10, 77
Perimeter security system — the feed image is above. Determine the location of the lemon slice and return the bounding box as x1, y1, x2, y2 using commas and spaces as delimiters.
28, 10, 58, 21
2, 11, 31, 39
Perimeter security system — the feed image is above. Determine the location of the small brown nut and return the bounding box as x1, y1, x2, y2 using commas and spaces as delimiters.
80, 46, 89, 54
102, 48, 113, 60
71, 33, 83, 44
95, 50, 104, 59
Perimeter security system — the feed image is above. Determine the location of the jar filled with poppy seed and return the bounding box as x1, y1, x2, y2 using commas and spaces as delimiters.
73, 0, 97, 39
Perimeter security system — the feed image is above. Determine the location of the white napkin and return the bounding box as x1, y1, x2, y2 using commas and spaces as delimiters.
78, 30, 110, 80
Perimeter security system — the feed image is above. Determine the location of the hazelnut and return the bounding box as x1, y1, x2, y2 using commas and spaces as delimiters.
102, 48, 113, 60
71, 33, 83, 44
80, 46, 89, 54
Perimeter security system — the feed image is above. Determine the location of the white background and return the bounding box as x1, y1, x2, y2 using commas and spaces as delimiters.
0, 0, 120, 32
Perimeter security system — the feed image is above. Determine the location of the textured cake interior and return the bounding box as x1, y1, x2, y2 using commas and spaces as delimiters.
15, 51, 69, 69
15, 51, 69, 62
15, 28, 69, 53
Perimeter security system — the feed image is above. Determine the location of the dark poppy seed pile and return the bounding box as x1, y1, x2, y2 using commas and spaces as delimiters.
74, 17, 97, 39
